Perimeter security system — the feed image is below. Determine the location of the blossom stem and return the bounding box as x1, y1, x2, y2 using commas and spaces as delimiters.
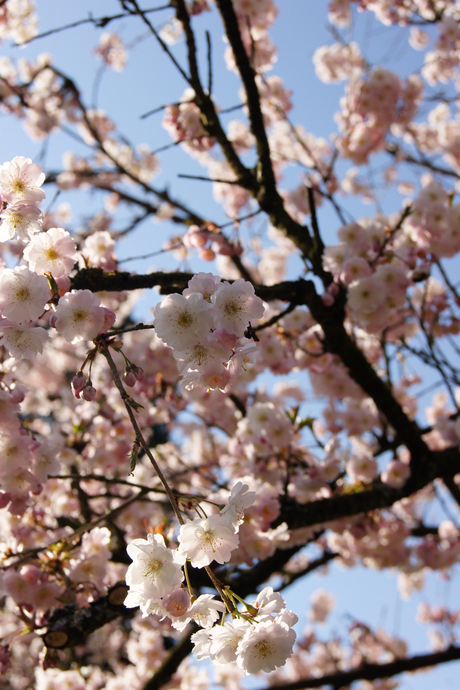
98, 337, 185, 526
183, 561, 194, 599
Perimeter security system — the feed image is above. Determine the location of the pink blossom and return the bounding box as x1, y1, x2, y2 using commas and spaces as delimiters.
0, 200, 43, 242
0, 156, 45, 204
153, 292, 213, 350
82, 230, 117, 270
0, 266, 50, 322
212, 279, 265, 336
23, 227, 78, 277
93, 32, 128, 72
381, 460, 411, 488
178, 513, 239, 567
236, 621, 296, 674
54, 289, 106, 343
0, 320, 49, 358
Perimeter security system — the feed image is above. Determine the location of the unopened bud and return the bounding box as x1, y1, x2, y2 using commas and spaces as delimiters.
98, 308, 117, 334
55, 276, 71, 296
0, 492, 11, 509
81, 385, 97, 402
10, 388, 25, 404
132, 365, 144, 382
321, 292, 335, 307
71, 372, 85, 398
123, 371, 137, 387
198, 247, 216, 261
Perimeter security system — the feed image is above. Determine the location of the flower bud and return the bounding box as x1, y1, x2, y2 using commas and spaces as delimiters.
198, 247, 216, 261
55, 276, 71, 296
0, 644, 11, 674
162, 588, 191, 617
123, 371, 137, 387
98, 308, 117, 334
71, 372, 85, 398
132, 365, 144, 382
321, 292, 335, 306
10, 388, 25, 404
81, 384, 97, 401
0, 492, 11, 509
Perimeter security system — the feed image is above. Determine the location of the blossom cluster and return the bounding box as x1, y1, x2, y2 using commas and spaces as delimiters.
153, 272, 265, 391
0, 156, 119, 359
191, 586, 297, 674
124, 483, 297, 674
2, 1, 460, 688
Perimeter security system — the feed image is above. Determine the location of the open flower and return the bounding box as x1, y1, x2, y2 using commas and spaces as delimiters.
0, 266, 50, 322
125, 533, 184, 601
153, 292, 213, 349
212, 279, 264, 336
0, 320, 49, 358
23, 227, 78, 277
0, 156, 45, 204
236, 621, 296, 674
178, 513, 239, 567
54, 290, 107, 343
0, 201, 43, 242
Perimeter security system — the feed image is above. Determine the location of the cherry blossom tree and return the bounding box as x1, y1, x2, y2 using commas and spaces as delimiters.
2, 1, 460, 688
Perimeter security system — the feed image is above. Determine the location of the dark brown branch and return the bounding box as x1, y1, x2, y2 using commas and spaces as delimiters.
142, 624, 198, 690
254, 645, 460, 690
18, 6, 171, 46
43, 582, 131, 648
279, 445, 460, 530
213, 0, 314, 261
172, 0, 258, 192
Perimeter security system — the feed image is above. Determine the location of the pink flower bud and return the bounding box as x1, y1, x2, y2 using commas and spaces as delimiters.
162, 588, 191, 617
0, 492, 11, 509
0, 644, 11, 674
132, 365, 144, 382
186, 230, 208, 248
8, 497, 28, 516
123, 371, 137, 387
321, 292, 335, 306
71, 372, 86, 398
198, 247, 216, 261
55, 276, 71, 296
20, 564, 42, 585
329, 282, 340, 297
218, 243, 235, 256
98, 308, 117, 334
49, 312, 58, 328
10, 388, 25, 404
81, 385, 97, 401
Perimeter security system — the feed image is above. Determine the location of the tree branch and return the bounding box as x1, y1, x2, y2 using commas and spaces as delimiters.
254, 645, 460, 690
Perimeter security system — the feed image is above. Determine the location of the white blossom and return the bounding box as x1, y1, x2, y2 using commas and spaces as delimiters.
153, 292, 213, 350
0, 201, 43, 242
178, 513, 239, 567
236, 621, 296, 674
54, 290, 107, 343
170, 593, 225, 632
0, 156, 45, 204
0, 321, 49, 358
212, 279, 265, 336
125, 533, 184, 601
0, 266, 50, 322
23, 227, 78, 277
221, 481, 256, 528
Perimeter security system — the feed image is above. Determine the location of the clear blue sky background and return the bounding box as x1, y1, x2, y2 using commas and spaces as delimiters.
2, 2, 460, 687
